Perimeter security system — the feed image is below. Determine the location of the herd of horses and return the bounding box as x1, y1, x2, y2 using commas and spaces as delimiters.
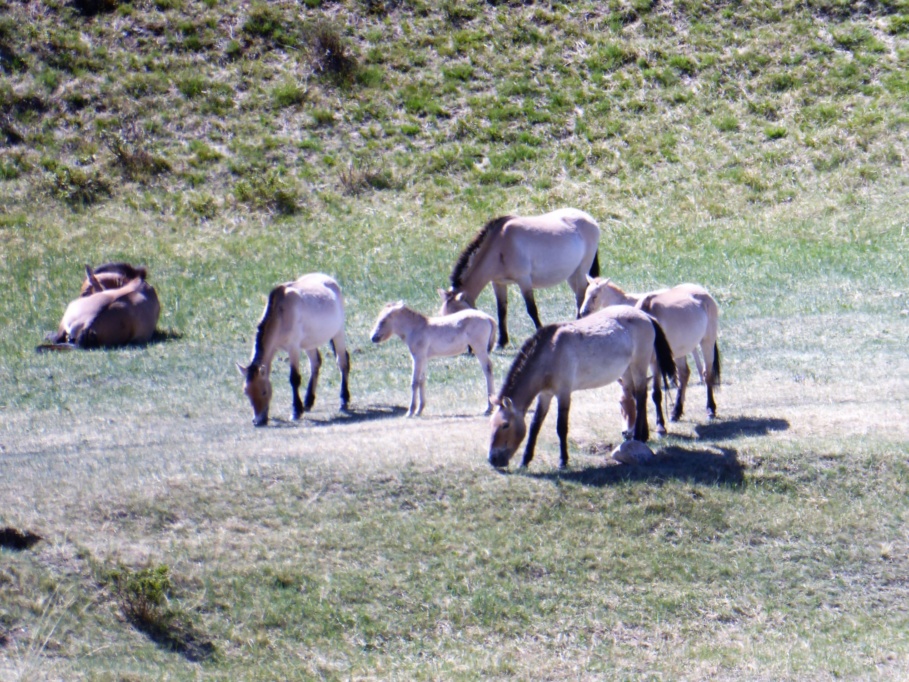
39, 208, 721, 469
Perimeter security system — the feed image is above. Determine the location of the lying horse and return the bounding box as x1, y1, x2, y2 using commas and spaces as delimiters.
488, 305, 676, 469
370, 301, 497, 416
579, 277, 720, 432
39, 265, 160, 350
440, 208, 600, 348
237, 273, 350, 427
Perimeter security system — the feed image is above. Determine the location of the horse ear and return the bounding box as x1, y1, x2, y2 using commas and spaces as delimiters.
586, 274, 596, 285
438, 288, 448, 300
236, 362, 248, 376
455, 292, 467, 302
489, 395, 500, 407
502, 397, 514, 411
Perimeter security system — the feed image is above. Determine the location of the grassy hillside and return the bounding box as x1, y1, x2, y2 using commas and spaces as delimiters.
1, 1, 909, 680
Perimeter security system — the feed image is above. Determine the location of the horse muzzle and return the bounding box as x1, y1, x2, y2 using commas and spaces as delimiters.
252, 413, 269, 427
488, 448, 513, 469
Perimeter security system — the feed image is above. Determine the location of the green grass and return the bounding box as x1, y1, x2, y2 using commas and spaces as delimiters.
2, 0, 909, 679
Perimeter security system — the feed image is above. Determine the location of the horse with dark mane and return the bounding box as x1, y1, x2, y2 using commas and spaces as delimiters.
488, 305, 676, 470
79, 262, 149, 296
439, 208, 600, 348
237, 273, 350, 427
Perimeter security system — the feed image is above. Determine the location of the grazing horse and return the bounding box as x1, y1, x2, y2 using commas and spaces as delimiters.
237, 273, 350, 427
579, 277, 721, 432
440, 208, 600, 348
39, 265, 160, 350
488, 305, 676, 469
370, 301, 497, 416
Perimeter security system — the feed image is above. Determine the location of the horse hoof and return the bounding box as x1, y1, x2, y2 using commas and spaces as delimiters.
656, 425, 667, 436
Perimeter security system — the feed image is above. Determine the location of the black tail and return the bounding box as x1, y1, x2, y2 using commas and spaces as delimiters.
651, 320, 677, 388
588, 250, 600, 278
709, 342, 721, 387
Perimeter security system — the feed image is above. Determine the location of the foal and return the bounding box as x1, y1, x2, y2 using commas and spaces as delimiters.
370, 301, 497, 417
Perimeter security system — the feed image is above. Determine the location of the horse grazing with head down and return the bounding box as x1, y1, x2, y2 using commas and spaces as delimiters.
38, 264, 160, 350
579, 277, 721, 433
439, 208, 600, 348
370, 301, 497, 417
237, 273, 350, 427
488, 305, 676, 470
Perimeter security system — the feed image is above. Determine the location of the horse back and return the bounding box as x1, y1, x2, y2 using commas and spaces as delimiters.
277, 274, 346, 349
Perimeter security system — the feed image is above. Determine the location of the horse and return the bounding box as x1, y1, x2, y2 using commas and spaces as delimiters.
370, 301, 497, 416
237, 273, 350, 427
579, 277, 721, 432
488, 305, 677, 470
79, 262, 149, 297
439, 208, 600, 348
38, 265, 161, 350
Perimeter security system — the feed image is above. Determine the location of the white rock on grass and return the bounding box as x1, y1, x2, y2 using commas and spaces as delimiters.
611, 440, 655, 465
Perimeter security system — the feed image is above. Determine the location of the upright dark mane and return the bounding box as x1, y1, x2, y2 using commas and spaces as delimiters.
498, 323, 560, 400
450, 215, 514, 288
93, 262, 148, 280
248, 286, 282, 374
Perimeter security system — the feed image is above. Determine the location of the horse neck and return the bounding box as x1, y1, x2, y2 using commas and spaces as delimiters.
608, 285, 639, 306
250, 292, 283, 370
451, 217, 509, 301
499, 327, 555, 413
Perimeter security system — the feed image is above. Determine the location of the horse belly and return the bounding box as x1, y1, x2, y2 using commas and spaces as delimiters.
553, 331, 633, 393
527, 238, 586, 288
654, 306, 707, 357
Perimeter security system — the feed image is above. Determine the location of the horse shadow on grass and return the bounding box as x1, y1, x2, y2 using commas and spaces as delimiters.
524, 445, 745, 489
266, 404, 409, 428
694, 416, 789, 441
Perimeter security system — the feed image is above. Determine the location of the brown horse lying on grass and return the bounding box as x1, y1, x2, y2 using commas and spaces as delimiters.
38, 264, 161, 351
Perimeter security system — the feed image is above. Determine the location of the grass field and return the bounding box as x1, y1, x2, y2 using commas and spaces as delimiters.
2, 1, 909, 680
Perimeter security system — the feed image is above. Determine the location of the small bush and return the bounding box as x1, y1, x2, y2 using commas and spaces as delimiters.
764, 125, 788, 140
272, 81, 307, 108
338, 161, 398, 196
306, 21, 358, 84
233, 170, 300, 215
103, 129, 171, 181
47, 165, 112, 207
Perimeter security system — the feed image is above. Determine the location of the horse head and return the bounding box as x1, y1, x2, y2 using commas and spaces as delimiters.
487, 396, 527, 468
579, 276, 619, 317
369, 301, 405, 344
237, 362, 272, 427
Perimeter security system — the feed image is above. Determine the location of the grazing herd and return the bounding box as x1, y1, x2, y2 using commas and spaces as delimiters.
40, 208, 721, 469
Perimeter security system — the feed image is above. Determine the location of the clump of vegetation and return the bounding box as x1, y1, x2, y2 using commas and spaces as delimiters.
338, 160, 398, 196
233, 169, 301, 215
306, 21, 358, 83
107, 564, 215, 662
45, 164, 112, 208
103, 128, 171, 182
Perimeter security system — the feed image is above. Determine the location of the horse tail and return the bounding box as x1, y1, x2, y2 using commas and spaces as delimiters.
35, 342, 79, 353
650, 319, 677, 388
709, 342, 721, 388
588, 249, 600, 278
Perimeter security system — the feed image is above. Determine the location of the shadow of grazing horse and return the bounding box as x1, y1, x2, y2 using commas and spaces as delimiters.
440, 208, 601, 348
524, 445, 745, 488
488, 305, 677, 470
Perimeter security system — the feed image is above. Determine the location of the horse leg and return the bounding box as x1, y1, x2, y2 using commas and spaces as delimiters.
521, 394, 552, 468
519, 285, 543, 330
556, 394, 571, 468
331, 337, 351, 411
651, 355, 667, 436
633, 381, 650, 442
288, 349, 305, 419
619, 380, 636, 440
303, 348, 322, 412
704, 341, 719, 418
473, 343, 496, 415
493, 281, 509, 348
408, 354, 426, 417
671, 357, 690, 422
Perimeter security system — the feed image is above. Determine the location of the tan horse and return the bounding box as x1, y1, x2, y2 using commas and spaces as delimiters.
237, 273, 350, 427
370, 301, 497, 416
440, 208, 600, 348
488, 305, 676, 469
39, 265, 160, 350
579, 277, 720, 432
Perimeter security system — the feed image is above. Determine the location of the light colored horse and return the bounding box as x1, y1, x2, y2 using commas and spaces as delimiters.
39, 265, 160, 350
237, 273, 350, 427
488, 305, 676, 469
579, 277, 721, 432
439, 208, 600, 348
370, 301, 497, 417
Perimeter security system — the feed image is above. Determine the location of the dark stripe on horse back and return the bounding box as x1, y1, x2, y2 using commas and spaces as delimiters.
450, 215, 514, 288
93, 262, 148, 281
250, 285, 283, 371
498, 323, 560, 400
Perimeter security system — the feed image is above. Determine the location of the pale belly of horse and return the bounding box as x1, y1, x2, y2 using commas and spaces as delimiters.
524, 242, 587, 287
